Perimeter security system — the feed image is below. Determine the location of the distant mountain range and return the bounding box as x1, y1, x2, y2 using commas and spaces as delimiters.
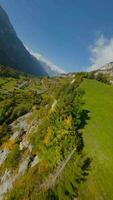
0, 5, 64, 76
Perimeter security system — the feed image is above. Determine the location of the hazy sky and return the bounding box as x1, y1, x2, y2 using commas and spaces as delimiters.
1, 0, 113, 72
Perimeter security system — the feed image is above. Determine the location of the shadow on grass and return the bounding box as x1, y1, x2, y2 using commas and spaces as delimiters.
76, 109, 90, 153
79, 109, 90, 129
76, 157, 92, 183
77, 109, 92, 182
81, 157, 92, 181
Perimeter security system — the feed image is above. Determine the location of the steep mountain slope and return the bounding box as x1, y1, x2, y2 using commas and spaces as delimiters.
80, 79, 113, 200
0, 6, 47, 76
0, 69, 88, 200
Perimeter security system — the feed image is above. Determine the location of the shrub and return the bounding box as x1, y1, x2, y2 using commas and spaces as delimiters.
5, 144, 20, 169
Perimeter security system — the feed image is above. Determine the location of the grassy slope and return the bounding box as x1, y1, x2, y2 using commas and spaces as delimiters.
79, 79, 113, 200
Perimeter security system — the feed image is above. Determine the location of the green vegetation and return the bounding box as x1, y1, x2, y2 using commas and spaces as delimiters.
3, 66, 113, 199
0, 122, 8, 144
0, 67, 90, 200
5, 144, 20, 169
79, 79, 113, 200
0, 67, 42, 128
78, 71, 110, 84
6, 74, 87, 200
1, 66, 113, 200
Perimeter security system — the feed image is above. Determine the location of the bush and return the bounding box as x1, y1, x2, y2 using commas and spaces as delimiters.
5, 144, 20, 169
0, 122, 9, 144
96, 73, 109, 84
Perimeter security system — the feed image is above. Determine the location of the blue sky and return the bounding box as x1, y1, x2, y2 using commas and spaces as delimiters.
0, 0, 113, 72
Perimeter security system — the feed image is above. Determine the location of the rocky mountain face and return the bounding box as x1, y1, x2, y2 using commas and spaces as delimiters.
95, 62, 113, 76
0, 6, 47, 76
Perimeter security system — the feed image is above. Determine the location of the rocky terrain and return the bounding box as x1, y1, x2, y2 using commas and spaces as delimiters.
94, 62, 113, 76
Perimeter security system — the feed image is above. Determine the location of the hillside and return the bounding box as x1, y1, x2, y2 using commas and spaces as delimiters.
0, 68, 90, 200
0, 6, 47, 76
1, 67, 113, 199
79, 79, 113, 200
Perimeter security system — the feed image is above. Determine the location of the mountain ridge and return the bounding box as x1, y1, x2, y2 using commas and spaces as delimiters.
0, 5, 47, 76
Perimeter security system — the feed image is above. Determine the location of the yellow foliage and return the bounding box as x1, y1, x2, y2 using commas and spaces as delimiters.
57, 130, 68, 141
38, 160, 48, 172
64, 115, 72, 128
3, 139, 16, 150
43, 137, 49, 145
47, 127, 52, 136
43, 127, 52, 145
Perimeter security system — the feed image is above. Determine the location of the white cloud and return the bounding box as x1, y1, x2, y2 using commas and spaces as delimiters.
25, 46, 66, 75
89, 35, 113, 71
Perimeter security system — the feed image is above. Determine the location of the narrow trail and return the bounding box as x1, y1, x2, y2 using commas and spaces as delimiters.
40, 147, 76, 190
51, 99, 57, 111
71, 79, 75, 85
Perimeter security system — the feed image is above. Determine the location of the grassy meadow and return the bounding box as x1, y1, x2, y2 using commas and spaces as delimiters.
79, 79, 113, 200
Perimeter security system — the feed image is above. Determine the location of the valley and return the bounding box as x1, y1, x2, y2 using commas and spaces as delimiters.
0, 1, 113, 200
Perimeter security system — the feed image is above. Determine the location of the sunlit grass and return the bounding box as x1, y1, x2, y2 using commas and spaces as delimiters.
79, 79, 113, 200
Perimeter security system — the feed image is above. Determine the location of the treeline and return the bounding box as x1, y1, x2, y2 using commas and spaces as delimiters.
76, 71, 110, 84
0, 65, 31, 78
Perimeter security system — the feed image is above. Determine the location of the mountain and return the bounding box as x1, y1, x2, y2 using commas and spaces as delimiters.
95, 62, 113, 76
32, 54, 65, 76
0, 6, 47, 76
25, 47, 66, 76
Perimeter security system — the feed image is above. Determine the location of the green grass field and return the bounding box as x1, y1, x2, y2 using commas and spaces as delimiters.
79, 79, 113, 200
